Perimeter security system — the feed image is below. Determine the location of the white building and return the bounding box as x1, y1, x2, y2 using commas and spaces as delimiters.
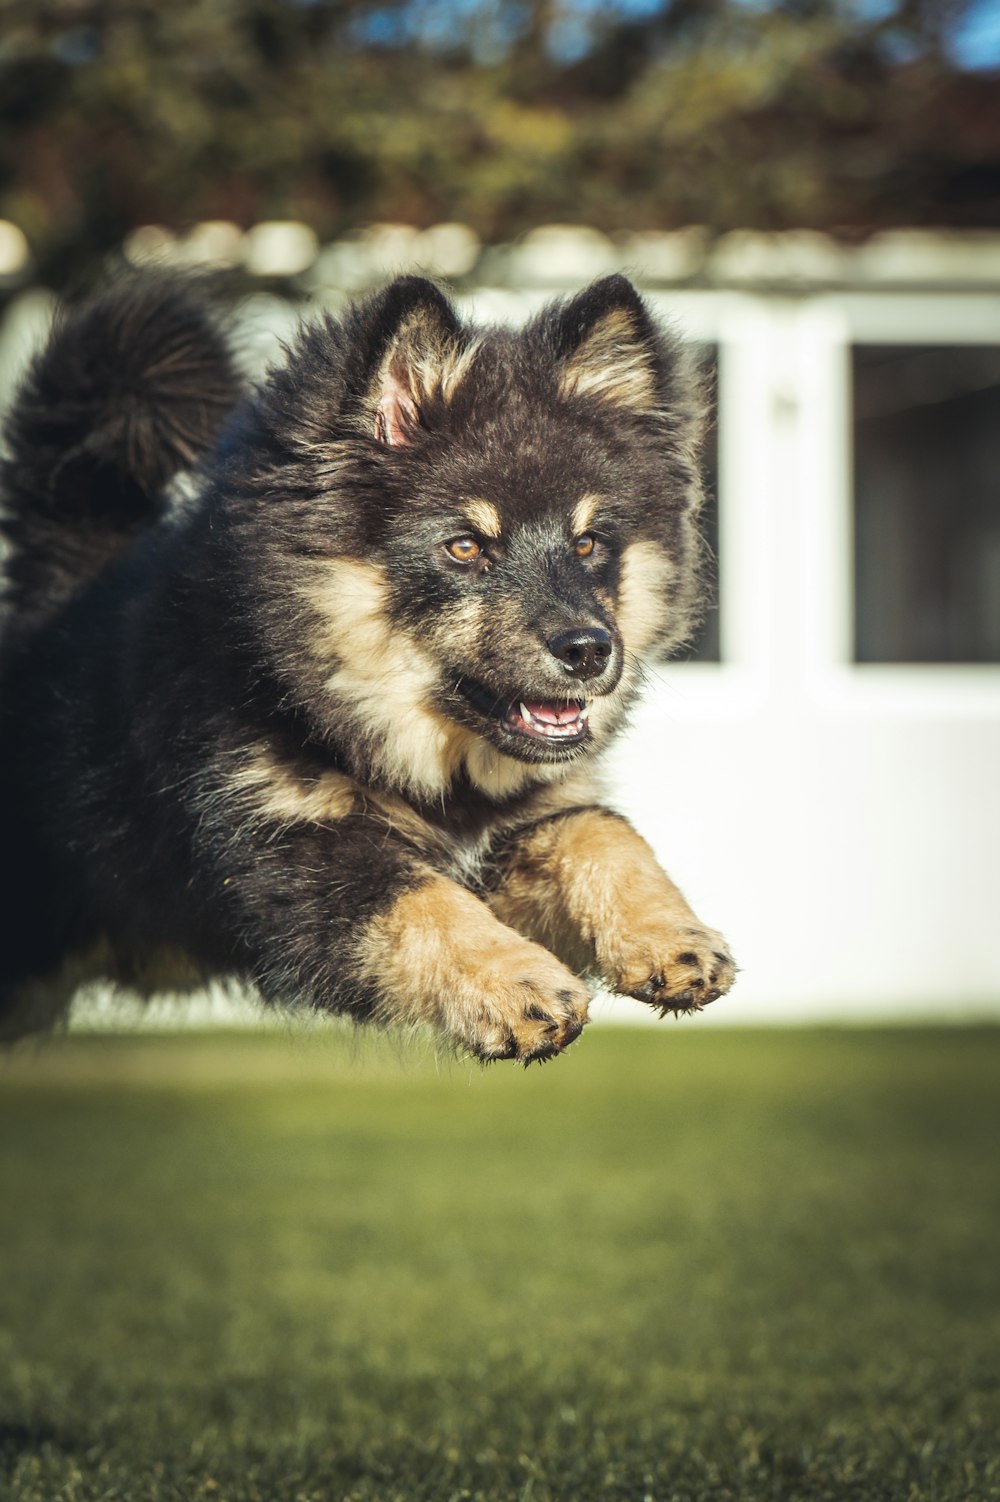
2, 226, 998, 1022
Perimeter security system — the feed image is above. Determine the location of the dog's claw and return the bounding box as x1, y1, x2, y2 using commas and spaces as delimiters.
613, 925, 736, 1019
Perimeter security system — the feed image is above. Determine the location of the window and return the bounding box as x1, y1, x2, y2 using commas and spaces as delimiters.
853, 343, 1000, 664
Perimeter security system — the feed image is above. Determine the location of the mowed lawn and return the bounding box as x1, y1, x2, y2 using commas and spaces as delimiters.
1, 1027, 998, 1502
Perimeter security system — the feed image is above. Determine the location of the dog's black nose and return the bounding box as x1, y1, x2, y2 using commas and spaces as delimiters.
547, 627, 613, 679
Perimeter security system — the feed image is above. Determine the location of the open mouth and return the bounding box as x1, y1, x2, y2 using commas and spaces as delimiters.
505, 698, 589, 742
458, 680, 590, 750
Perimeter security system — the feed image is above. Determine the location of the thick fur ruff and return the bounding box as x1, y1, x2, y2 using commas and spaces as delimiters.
0, 271, 735, 1060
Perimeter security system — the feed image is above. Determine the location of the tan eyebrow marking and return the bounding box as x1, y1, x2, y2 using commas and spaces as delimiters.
572, 493, 601, 537
463, 499, 502, 539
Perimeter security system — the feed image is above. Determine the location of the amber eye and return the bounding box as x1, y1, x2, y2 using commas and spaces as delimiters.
574, 533, 596, 559
447, 536, 481, 563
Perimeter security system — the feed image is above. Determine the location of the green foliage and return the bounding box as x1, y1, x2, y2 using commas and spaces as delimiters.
1, 1026, 999, 1499
0, 0, 998, 283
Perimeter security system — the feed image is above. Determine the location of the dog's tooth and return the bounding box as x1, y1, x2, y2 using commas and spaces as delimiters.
509, 697, 590, 739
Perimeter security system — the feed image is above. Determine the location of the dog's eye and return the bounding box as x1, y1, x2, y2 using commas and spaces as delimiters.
574, 533, 596, 559
446, 537, 481, 563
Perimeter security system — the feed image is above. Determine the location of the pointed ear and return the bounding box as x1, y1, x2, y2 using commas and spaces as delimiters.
356, 276, 471, 448
552, 275, 659, 414
374, 361, 422, 448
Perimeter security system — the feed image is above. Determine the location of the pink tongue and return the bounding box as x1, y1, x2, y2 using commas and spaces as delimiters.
524, 700, 582, 725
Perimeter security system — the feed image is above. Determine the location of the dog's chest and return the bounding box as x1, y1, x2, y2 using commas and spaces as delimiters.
405, 785, 528, 888
440, 826, 497, 886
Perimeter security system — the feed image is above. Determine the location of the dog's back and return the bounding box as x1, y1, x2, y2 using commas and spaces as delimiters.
0, 276, 243, 1033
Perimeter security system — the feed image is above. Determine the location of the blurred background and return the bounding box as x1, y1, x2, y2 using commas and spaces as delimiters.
2, 10, 1000, 1502
1, 0, 999, 1024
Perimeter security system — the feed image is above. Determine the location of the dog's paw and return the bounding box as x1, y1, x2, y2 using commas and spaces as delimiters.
600, 923, 736, 1017
455, 946, 591, 1066
364, 876, 591, 1066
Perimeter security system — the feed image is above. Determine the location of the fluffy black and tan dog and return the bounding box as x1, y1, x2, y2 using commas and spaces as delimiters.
0, 271, 735, 1059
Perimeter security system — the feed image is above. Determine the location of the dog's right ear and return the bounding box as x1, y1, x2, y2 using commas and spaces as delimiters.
351, 277, 465, 447
549, 275, 660, 415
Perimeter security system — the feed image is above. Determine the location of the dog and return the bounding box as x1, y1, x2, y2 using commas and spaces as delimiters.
0, 270, 735, 1059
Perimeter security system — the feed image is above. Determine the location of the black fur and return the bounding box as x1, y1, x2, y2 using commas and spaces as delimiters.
0, 272, 713, 1048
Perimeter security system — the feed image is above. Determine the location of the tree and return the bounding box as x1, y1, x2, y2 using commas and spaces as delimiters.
1, 0, 997, 286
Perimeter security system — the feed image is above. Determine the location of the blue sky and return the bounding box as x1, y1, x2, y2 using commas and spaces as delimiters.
348, 0, 1000, 68
949, 0, 1000, 68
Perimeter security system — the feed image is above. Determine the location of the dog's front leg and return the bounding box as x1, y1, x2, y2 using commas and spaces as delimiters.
485, 808, 737, 1016
216, 823, 590, 1062
354, 869, 592, 1062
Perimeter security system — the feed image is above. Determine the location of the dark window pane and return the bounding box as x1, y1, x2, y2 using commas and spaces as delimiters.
853, 344, 1000, 664
684, 343, 720, 662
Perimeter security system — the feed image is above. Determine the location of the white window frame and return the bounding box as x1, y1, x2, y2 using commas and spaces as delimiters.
794, 292, 1000, 719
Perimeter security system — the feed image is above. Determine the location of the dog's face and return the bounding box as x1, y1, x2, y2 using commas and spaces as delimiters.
378, 383, 665, 768
242, 275, 707, 800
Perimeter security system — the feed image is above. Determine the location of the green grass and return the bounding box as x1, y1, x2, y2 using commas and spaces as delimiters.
1, 1026, 998, 1502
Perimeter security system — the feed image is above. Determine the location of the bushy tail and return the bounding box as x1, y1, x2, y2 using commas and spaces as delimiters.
0, 272, 243, 641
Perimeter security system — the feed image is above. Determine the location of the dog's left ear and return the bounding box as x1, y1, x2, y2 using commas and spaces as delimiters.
551, 275, 660, 415
355, 277, 468, 448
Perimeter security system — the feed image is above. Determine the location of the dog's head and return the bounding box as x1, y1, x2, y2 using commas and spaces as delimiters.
239, 275, 708, 801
